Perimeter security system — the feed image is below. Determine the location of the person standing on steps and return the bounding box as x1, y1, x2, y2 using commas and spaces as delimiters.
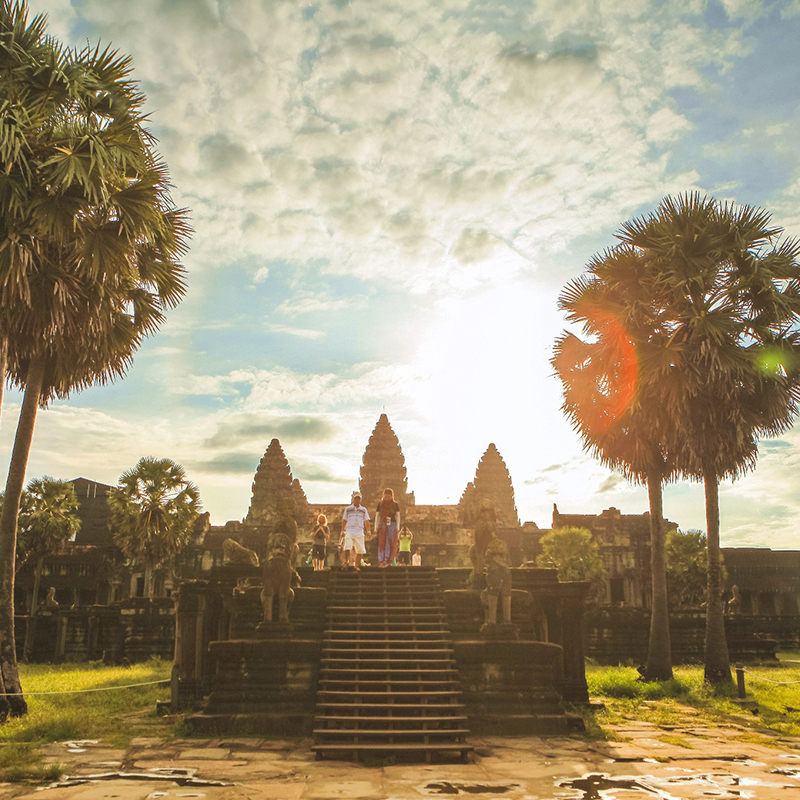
412, 547, 422, 567
397, 525, 413, 566
311, 514, 329, 571
341, 492, 370, 570
376, 488, 401, 568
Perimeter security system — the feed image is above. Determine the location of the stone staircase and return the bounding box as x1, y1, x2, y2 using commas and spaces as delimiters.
312, 567, 472, 762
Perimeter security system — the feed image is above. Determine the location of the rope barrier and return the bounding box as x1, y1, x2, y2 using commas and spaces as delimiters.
3, 679, 170, 697
741, 669, 800, 686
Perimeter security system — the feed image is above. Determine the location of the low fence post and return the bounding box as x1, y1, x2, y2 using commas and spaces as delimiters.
735, 662, 746, 699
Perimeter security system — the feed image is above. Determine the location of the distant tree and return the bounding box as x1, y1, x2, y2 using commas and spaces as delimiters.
536, 527, 605, 597
109, 458, 200, 599
15, 479, 80, 660
665, 529, 714, 610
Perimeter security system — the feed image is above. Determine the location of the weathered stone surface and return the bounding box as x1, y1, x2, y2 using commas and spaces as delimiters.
20, 724, 800, 800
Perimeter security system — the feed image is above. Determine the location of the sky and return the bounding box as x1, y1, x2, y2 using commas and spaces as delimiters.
2, 0, 800, 548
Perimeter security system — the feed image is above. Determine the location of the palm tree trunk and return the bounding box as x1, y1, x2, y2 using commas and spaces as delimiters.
643, 466, 673, 681
23, 556, 44, 663
144, 565, 154, 600
0, 354, 46, 718
703, 468, 732, 684
0, 338, 6, 429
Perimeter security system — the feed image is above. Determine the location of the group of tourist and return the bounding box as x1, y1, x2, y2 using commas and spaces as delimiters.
310, 488, 421, 571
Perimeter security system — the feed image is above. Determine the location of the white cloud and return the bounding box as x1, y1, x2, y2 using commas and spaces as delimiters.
263, 322, 326, 339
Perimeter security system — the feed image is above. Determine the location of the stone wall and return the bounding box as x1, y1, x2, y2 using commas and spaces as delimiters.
585, 607, 798, 664
15, 599, 175, 664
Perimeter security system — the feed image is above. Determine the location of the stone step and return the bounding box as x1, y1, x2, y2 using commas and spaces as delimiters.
323, 638, 452, 646
314, 728, 470, 738
327, 608, 444, 614
320, 677, 460, 686
317, 689, 462, 700
316, 715, 468, 725
321, 667, 458, 676
325, 624, 448, 633
316, 701, 466, 711
320, 658, 456, 669
322, 646, 454, 655
312, 742, 472, 761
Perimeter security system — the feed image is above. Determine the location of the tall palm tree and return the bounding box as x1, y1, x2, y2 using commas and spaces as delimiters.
109, 458, 201, 599
619, 194, 800, 684
0, 2, 190, 718
553, 245, 677, 681
15, 478, 80, 661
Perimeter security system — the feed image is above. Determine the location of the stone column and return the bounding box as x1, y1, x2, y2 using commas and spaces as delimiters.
171, 582, 209, 710
555, 582, 590, 703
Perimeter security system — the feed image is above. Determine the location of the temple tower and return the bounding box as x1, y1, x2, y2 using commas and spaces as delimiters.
359, 414, 415, 509
246, 438, 304, 526
459, 443, 519, 527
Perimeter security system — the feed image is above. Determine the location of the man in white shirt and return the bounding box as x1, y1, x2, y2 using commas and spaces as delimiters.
341, 492, 371, 569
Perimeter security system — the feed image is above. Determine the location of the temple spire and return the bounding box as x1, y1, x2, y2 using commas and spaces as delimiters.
359, 414, 414, 509
459, 443, 519, 527
246, 438, 298, 526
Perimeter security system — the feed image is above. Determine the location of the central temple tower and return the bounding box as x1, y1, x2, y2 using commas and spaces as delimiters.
358, 414, 415, 510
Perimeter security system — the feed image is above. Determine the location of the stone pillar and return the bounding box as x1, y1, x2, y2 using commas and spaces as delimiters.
171, 581, 209, 710
554, 582, 590, 703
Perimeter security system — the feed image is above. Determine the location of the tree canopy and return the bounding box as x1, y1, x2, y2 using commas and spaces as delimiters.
536, 526, 605, 597
109, 457, 200, 599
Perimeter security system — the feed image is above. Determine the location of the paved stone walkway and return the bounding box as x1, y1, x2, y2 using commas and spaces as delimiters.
3, 722, 799, 799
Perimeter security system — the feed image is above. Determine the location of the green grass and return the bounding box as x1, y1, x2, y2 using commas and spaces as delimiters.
0, 658, 172, 783
579, 651, 800, 743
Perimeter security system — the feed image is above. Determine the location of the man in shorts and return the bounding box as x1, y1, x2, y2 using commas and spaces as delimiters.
341, 492, 371, 570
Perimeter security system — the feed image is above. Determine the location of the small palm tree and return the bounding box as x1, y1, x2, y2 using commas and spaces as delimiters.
109, 458, 201, 599
15, 478, 80, 661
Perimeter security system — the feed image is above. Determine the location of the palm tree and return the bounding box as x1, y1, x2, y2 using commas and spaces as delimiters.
0, 2, 190, 718
618, 193, 800, 683
15, 478, 80, 661
553, 245, 677, 681
109, 458, 201, 599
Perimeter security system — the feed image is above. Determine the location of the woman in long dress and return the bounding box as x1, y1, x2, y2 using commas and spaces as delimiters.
376, 488, 401, 568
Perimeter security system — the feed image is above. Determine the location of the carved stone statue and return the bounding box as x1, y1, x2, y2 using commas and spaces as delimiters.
44, 586, 59, 609
481, 533, 512, 628
469, 500, 497, 586
223, 538, 259, 567
261, 532, 299, 624
727, 584, 741, 616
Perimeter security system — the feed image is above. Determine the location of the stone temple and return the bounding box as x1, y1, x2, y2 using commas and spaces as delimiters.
12, 413, 800, 674
200, 413, 530, 571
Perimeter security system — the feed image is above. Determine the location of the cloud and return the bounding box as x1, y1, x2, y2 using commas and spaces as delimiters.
204, 414, 338, 448
65, 0, 753, 296
274, 291, 370, 317
598, 474, 626, 494
263, 322, 326, 340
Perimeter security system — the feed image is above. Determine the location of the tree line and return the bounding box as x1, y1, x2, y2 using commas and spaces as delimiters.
6, 460, 199, 662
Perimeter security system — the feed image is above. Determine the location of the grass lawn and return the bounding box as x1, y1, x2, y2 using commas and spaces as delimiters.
577, 651, 800, 745
0, 658, 172, 783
